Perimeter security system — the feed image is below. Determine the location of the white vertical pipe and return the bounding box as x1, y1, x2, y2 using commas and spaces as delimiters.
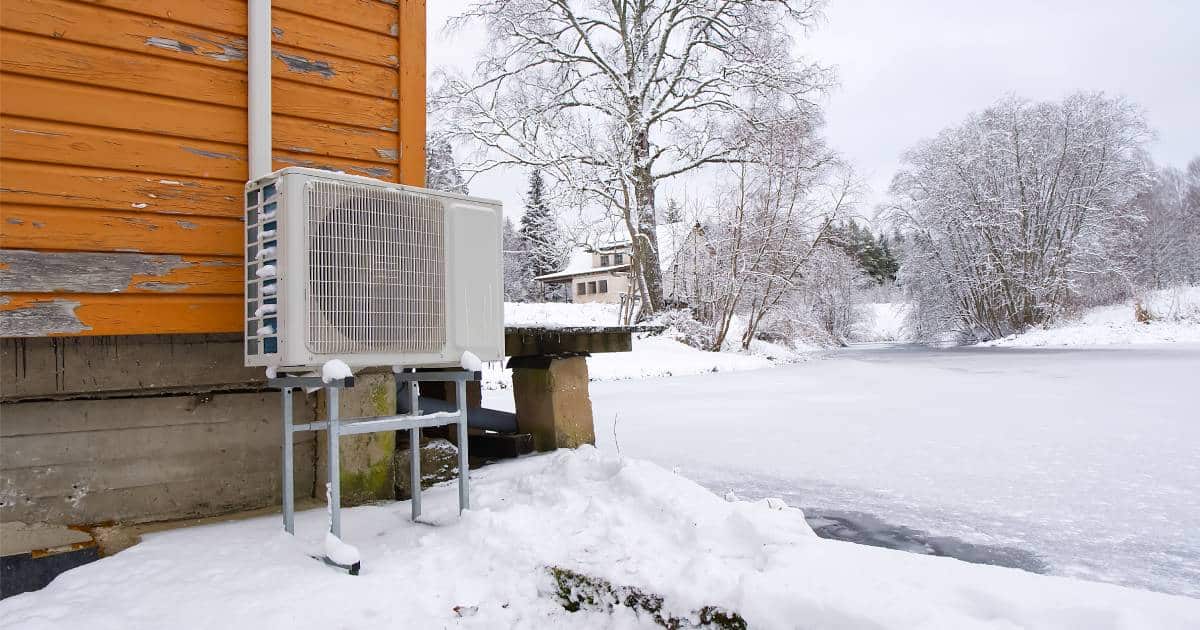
248, 0, 272, 180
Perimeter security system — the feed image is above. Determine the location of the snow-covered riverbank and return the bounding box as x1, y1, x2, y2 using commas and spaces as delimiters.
3, 447, 1196, 630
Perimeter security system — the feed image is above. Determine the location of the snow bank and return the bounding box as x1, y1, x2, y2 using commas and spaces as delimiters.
482, 333, 803, 389
504, 301, 621, 328
490, 303, 807, 389
2, 449, 1195, 629
984, 286, 1200, 347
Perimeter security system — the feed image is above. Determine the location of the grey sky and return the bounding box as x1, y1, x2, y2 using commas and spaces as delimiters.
428, 0, 1199, 222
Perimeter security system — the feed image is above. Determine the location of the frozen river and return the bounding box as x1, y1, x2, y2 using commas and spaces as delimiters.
565, 344, 1199, 597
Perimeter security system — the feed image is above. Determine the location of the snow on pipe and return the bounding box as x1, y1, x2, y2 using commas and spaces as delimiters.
248, 0, 271, 180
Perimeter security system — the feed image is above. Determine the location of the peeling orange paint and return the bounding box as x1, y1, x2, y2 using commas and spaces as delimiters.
0, 0, 426, 337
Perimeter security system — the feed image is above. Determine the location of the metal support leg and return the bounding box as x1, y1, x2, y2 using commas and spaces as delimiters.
407, 377, 421, 521
409, 427, 421, 521
327, 386, 341, 538
282, 387, 295, 534
456, 380, 470, 512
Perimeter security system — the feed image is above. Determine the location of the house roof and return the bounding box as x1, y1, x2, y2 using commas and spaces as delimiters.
534, 222, 695, 283
535, 263, 631, 283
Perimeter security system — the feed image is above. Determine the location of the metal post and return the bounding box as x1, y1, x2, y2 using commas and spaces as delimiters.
407, 374, 421, 521
282, 386, 295, 534
327, 386, 341, 537
409, 427, 421, 520
456, 380, 470, 512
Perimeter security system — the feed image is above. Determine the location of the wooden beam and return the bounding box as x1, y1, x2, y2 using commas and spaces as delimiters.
397, 0, 426, 186
505, 328, 635, 358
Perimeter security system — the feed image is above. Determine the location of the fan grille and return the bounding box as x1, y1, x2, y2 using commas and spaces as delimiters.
305, 180, 446, 354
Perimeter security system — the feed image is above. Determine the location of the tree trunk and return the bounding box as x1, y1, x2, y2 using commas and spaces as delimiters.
632, 136, 665, 314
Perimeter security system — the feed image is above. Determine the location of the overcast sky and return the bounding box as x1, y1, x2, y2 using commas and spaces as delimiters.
428, 0, 1199, 224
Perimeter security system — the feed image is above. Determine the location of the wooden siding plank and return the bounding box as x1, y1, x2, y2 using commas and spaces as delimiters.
2, 116, 248, 181
397, 0, 426, 186
1, 74, 401, 165
1, 117, 398, 182
73, 0, 399, 65
0, 250, 241, 295
273, 0, 399, 36
0, 294, 242, 336
0, 31, 400, 131
1, 0, 396, 99
1, 206, 242, 256
0, 162, 243, 218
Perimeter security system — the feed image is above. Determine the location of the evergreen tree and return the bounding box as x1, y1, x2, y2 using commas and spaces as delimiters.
425, 135, 469, 194
661, 198, 684, 223
830, 220, 899, 284
519, 170, 567, 301
502, 217, 533, 301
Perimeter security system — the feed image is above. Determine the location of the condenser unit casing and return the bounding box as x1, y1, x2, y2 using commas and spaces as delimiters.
243, 168, 503, 372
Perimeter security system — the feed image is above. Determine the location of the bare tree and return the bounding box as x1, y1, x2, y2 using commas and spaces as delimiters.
1133, 158, 1200, 289
690, 117, 850, 349
888, 93, 1153, 340
434, 0, 832, 314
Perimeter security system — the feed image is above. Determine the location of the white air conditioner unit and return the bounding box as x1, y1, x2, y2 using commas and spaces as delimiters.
243, 167, 503, 372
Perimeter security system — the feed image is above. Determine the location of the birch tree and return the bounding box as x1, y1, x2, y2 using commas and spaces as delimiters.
434, 0, 831, 314
888, 93, 1153, 340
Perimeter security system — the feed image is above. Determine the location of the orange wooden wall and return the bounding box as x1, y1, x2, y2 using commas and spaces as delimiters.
0, 0, 426, 337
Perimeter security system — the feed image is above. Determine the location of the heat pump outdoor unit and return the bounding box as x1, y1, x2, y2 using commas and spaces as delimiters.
243, 167, 503, 372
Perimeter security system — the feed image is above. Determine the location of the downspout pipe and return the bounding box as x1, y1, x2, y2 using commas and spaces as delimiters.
248, 0, 272, 180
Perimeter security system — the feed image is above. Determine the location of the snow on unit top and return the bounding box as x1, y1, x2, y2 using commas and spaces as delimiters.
243, 168, 505, 372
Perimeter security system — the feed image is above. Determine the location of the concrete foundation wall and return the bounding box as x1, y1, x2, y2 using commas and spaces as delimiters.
0, 334, 318, 526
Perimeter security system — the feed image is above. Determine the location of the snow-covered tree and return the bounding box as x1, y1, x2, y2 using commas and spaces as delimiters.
425, 135, 469, 195
1132, 158, 1200, 289
519, 170, 568, 301
691, 117, 853, 349
799, 244, 872, 344
435, 0, 832, 315
502, 217, 534, 301
887, 93, 1153, 340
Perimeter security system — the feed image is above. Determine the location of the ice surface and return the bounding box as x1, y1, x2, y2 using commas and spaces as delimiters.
500, 343, 1200, 597
321, 359, 353, 383
3, 447, 1195, 629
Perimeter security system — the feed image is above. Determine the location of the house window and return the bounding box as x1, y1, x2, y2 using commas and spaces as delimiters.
600, 254, 609, 266
587, 281, 597, 294
577, 282, 587, 295
599, 280, 608, 293
614, 253, 624, 264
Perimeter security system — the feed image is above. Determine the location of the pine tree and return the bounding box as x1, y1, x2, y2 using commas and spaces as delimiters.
502, 217, 533, 301
830, 220, 898, 284
661, 198, 684, 223
519, 170, 566, 301
425, 136, 469, 194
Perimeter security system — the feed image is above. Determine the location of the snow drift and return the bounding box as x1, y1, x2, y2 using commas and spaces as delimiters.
2, 448, 1196, 629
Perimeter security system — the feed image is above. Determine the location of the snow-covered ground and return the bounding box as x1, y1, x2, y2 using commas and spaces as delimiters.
4, 447, 1197, 629
984, 286, 1200, 347
484, 343, 1200, 599
483, 334, 800, 389
493, 302, 808, 388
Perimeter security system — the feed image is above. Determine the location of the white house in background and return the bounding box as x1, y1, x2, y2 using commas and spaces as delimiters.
535, 222, 712, 306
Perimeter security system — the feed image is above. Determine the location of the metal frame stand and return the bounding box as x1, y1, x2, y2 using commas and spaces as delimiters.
270, 370, 479, 571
